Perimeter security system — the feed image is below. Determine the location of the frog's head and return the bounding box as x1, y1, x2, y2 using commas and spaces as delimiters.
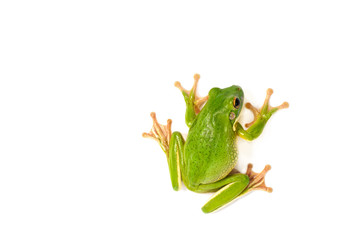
208, 85, 244, 131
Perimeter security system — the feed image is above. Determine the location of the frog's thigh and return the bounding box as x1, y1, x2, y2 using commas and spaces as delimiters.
168, 131, 185, 191
198, 174, 249, 213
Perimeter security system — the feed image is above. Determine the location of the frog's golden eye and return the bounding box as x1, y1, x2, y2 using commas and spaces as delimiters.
233, 97, 241, 109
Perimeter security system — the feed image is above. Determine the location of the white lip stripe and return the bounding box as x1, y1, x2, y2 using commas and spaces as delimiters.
232, 113, 242, 131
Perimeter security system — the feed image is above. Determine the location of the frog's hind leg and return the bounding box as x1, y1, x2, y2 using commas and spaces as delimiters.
168, 131, 185, 191
174, 74, 209, 127
199, 164, 272, 213
143, 112, 184, 191
196, 174, 250, 213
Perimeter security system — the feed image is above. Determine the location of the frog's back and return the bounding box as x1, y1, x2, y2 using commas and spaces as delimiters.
183, 109, 238, 187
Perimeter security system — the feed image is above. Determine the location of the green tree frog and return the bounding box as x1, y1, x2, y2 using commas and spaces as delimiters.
143, 74, 288, 213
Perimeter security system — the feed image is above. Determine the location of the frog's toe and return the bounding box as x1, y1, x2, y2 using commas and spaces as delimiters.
244, 163, 273, 194
174, 81, 190, 95
174, 74, 208, 114
271, 101, 289, 111
245, 89, 289, 128
174, 73, 201, 96
244, 102, 260, 128
263, 88, 273, 106
262, 88, 289, 113
142, 112, 172, 154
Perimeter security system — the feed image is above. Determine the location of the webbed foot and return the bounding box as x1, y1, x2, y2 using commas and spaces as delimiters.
142, 112, 172, 156
246, 163, 272, 193
238, 164, 272, 198
174, 74, 208, 114
245, 88, 289, 128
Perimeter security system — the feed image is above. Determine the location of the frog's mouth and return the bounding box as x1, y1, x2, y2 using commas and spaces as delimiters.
232, 112, 242, 131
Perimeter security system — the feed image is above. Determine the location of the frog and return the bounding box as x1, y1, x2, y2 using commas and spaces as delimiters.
143, 74, 288, 213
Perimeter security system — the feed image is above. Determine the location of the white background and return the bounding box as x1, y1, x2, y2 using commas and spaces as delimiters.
1, 0, 361, 239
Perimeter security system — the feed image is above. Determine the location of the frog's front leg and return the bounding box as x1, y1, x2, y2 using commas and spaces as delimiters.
142, 112, 184, 191
174, 74, 208, 127
236, 88, 289, 140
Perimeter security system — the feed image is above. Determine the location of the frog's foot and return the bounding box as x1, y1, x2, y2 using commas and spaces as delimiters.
174, 74, 208, 114
245, 88, 289, 128
142, 112, 172, 155
243, 163, 272, 194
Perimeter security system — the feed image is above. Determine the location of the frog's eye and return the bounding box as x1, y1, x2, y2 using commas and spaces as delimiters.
233, 97, 241, 109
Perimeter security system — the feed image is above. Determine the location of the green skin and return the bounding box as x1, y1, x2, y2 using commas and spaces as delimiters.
145, 77, 287, 213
